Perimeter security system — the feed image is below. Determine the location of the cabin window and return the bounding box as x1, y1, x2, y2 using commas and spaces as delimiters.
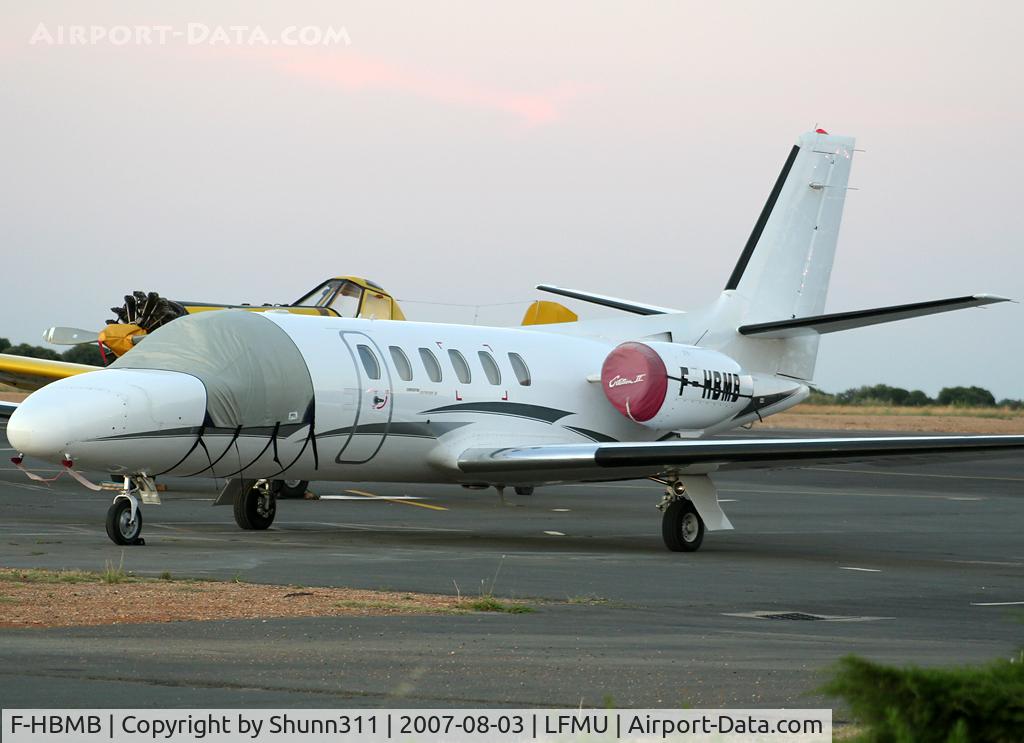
508, 352, 531, 386
419, 348, 443, 383
357, 344, 381, 380
478, 351, 501, 385
389, 346, 413, 381
448, 349, 472, 384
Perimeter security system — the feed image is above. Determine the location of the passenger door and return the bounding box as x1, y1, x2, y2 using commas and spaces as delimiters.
335, 332, 393, 464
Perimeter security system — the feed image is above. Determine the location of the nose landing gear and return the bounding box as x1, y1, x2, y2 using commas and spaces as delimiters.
104, 475, 158, 545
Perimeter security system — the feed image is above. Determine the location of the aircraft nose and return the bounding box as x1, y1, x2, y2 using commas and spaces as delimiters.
6, 369, 207, 471
7, 386, 124, 458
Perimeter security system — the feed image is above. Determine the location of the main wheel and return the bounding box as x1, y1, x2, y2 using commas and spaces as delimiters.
234, 484, 276, 530
662, 499, 704, 552
514, 486, 534, 496
106, 498, 143, 545
275, 479, 308, 499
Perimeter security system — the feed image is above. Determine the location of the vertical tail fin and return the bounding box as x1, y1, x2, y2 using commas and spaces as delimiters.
726, 130, 855, 322
710, 130, 855, 380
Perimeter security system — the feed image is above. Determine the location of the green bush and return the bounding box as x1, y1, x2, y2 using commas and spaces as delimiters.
61, 343, 107, 366
2, 342, 61, 361
806, 390, 839, 405
832, 384, 936, 407
823, 654, 1024, 742
937, 386, 997, 408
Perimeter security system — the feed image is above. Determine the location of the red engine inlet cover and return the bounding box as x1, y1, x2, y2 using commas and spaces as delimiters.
600, 342, 668, 422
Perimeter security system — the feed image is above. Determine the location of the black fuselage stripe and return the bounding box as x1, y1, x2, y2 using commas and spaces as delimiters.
724, 144, 800, 291
421, 402, 572, 424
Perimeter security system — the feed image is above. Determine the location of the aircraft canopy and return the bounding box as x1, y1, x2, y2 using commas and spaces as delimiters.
112, 310, 314, 430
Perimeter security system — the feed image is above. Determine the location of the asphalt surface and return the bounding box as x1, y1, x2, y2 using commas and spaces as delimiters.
0, 421, 1022, 711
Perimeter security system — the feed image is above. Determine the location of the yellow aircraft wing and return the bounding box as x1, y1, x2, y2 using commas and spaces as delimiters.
0, 354, 96, 392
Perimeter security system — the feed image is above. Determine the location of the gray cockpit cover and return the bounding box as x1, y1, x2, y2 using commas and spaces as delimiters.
112, 311, 313, 429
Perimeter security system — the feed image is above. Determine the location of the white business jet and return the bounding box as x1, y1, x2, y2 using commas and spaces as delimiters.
4, 130, 1022, 550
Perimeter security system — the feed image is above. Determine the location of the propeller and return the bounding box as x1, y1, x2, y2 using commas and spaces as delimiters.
42, 326, 101, 345
40, 291, 188, 359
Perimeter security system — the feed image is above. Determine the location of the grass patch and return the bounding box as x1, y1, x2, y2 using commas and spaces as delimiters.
101, 556, 128, 584
0, 595, 17, 604
0, 569, 98, 584
335, 599, 444, 613
822, 653, 1024, 742
462, 597, 534, 614
159, 571, 173, 581
567, 594, 609, 605
331, 597, 534, 615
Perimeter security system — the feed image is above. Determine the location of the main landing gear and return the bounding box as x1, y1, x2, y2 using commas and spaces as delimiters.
105, 475, 159, 546
658, 480, 705, 552
233, 479, 278, 530
276, 479, 309, 499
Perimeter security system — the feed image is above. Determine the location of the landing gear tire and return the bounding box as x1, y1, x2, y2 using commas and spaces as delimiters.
662, 499, 704, 552
106, 498, 144, 545
234, 483, 276, 530
514, 486, 534, 496
275, 479, 308, 499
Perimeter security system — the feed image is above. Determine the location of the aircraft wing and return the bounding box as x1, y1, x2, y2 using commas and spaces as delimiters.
0, 400, 18, 419
458, 435, 1024, 482
0, 353, 96, 392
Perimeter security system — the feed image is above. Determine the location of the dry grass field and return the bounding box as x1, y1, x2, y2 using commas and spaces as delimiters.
753, 403, 1024, 434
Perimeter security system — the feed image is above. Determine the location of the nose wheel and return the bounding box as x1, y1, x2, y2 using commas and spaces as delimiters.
106, 495, 145, 546
104, 476, 155, 545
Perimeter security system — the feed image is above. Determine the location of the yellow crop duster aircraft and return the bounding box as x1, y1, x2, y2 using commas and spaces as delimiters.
0, 277, 406, 393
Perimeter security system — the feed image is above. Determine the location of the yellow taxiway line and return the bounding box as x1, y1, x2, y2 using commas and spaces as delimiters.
344, 488, 448, 511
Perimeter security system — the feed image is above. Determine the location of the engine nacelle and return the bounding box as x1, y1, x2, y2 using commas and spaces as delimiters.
601, 341, 752, 431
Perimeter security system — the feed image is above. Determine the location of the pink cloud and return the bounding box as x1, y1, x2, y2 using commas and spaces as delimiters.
265, 49, 584, 127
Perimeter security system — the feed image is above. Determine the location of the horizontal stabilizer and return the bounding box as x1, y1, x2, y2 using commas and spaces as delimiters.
536, 285, 679, 316
738, 295, 1011, 339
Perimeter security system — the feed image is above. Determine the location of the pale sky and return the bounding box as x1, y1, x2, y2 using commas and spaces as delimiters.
2, 1, 1022, 398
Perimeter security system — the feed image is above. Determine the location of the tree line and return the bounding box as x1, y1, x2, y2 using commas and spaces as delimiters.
0, 337, 107, 367
808, 383, 1022, 409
